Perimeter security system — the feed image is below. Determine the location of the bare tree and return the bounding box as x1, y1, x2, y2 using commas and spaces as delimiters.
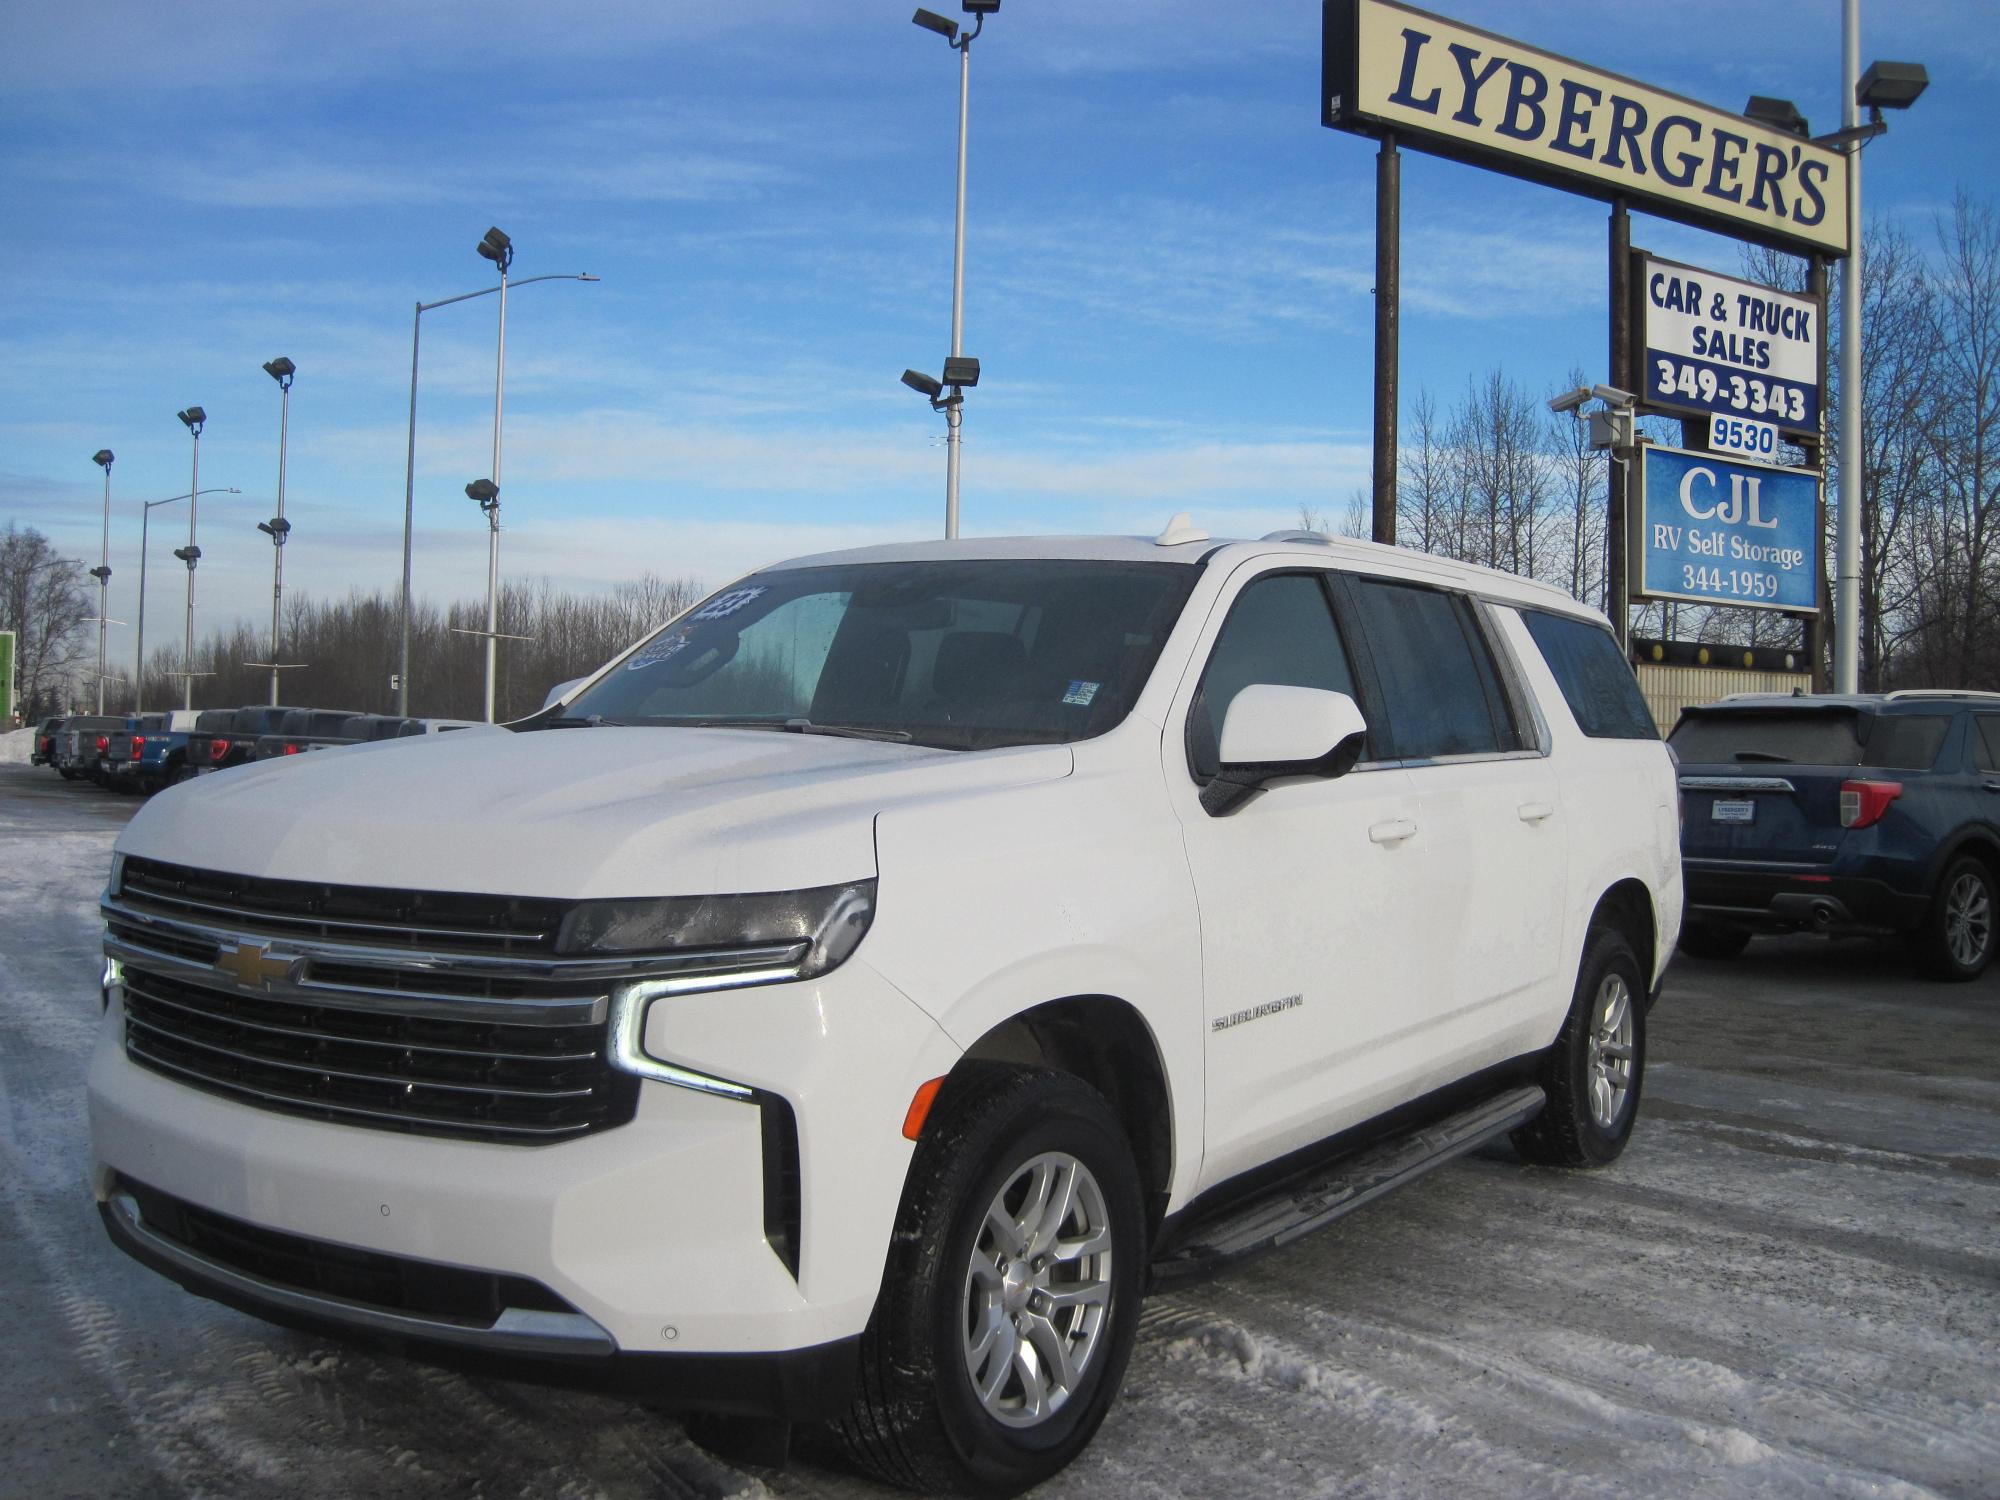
1901, 193, 2000, 687
0, 523, 91, 713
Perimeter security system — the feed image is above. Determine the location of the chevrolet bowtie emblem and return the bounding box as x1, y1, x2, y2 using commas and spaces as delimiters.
215, 941, 294, 989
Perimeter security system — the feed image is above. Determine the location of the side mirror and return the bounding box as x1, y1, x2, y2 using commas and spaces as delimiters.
1204, 685, 1369, 817
540, 677, 585, 712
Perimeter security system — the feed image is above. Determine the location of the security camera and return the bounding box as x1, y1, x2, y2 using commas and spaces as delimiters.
1548, 387, 1592, 415
1590, 383, 1638, 408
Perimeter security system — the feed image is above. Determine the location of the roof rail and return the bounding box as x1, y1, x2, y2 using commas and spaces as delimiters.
1881, 689, 2000, 702
1258, 529, 1335, 545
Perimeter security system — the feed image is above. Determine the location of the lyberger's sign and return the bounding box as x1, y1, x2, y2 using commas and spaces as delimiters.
1323, 0, 1850, 258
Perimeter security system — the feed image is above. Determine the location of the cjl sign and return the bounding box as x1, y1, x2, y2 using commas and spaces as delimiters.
1634, 447, 1820, 612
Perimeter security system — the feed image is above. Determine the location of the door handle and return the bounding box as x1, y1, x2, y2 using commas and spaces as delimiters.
1368, 817, 1418, 845
1518, 801, 1556, 823
1983, 780, 2000, 793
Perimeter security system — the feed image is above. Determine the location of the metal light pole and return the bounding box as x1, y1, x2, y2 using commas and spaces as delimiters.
135, 487, 236, 714
90, 450, 114, 712
1825, 20, 1926, 692
475, 226, 513, 724
398, 268, 596, 716
1834, 0, 1863, 695
260, 358, 297, 706
173, 408, 206, 711
912, 3, 997, 539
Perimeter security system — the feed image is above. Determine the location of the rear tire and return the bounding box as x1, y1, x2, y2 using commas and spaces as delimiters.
834, 1063, 1145, 1497
1513, 926, 1646, 1168
1676, 921, 1752, 960
1916, 856, 1996, 982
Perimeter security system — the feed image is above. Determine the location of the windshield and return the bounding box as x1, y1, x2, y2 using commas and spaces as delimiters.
556, 558, 1198, 750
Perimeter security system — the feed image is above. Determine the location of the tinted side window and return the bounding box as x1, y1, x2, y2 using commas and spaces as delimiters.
1522, 609, 1658, 740
1187, 573, 1355, 780
1345, 580, 1512, 759
1976, 716, 2000, 773
1862, 714, 1950, 771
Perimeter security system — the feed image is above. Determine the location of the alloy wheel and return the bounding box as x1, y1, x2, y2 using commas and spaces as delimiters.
1588, 974, 1635, 1129
961, 1150, 1115, 1428
1945, 870, 1993, 970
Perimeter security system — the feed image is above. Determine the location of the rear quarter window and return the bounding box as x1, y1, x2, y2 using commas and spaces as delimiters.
1521, 610, 1658, 740
1861, 714, 1950, 770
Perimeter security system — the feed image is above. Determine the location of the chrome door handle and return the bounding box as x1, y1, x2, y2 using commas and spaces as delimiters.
1983, 780, 2000, 793
1517, 801, 1556, 823
1368, 817, 1418, 845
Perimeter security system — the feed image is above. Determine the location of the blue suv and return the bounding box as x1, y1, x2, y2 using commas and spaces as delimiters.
1670, 691, 2000, 980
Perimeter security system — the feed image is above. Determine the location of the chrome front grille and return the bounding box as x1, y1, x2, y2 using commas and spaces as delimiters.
106, 859, 648, 1144
120, 966, 634, 1140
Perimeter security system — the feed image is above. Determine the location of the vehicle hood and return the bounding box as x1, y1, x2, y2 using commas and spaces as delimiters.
118, 726, 1074, 898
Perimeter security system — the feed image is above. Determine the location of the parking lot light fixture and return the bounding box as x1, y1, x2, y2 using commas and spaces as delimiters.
90, 450, 114, 712
135, 487, 235, 715
910, 0, 999, 539
174, 407, 206, 710
1744, 96, 1809, 138
399, 269, 597, 716
261, 358, 297, 707
477, 227, 514, 725
464, 478, 503, 723
1827, 12, 1929, 692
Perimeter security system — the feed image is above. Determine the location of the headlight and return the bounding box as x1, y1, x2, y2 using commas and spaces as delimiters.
557, 881, 876, 980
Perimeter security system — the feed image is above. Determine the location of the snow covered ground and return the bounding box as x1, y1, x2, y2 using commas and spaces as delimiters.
0, 726, 37, 763
2, 761, 1995, 1498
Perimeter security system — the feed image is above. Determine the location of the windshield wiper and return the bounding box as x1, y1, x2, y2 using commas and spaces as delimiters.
783, 719, 914, 742
539, 715, 624, 729
667, 716, 915, 742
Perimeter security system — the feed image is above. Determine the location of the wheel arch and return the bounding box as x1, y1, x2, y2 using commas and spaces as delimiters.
958, 995, 1174, 1237
1588, 878, 1658, 992
1926, 826, 2000, 896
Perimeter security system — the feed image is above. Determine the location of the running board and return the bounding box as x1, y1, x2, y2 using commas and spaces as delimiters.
1151, 1084, 1546, 1284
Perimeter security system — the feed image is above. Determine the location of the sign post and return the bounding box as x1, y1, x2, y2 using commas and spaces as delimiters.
0, 629, 15, 724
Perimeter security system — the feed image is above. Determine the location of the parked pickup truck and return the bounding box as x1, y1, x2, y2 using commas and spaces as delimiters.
101, 711, 201, 795
55, 715, 125, 783
251, 707, 366, 760
187, 705, 302, 774
31, 716, 65, 767
89, 525, 1681, 1495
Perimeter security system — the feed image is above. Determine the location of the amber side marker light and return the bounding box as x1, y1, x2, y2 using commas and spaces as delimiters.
902, 1076, 947, 1141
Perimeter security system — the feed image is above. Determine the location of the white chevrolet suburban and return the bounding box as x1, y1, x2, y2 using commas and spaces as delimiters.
89, 523, 1681, 1495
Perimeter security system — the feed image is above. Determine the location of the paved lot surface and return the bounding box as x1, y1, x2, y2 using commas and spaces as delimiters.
3, 761, 1996, 1498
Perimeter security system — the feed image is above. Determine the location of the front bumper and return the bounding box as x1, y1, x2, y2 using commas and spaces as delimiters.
88, 956, 959, 1417
99, 1183, 859, 1416
1682, 860, 1929, 936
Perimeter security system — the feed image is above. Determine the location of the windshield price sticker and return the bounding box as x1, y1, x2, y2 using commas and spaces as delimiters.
1640, 256, 1822, 434
1635, 446, 1820, 612
1709, 414, 1780, 462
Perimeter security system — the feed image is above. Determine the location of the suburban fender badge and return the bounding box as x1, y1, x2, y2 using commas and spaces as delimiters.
1212, 994, 1303, 1033
215, 940, 295, 990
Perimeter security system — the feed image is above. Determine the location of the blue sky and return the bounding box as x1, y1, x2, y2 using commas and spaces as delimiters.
3, 1, 1992, 675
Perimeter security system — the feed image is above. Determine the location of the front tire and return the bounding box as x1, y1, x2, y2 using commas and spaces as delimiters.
835, 1063, 1145, 1497
1917, 856, 1996, 982
1513, 926, 1647, 1168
